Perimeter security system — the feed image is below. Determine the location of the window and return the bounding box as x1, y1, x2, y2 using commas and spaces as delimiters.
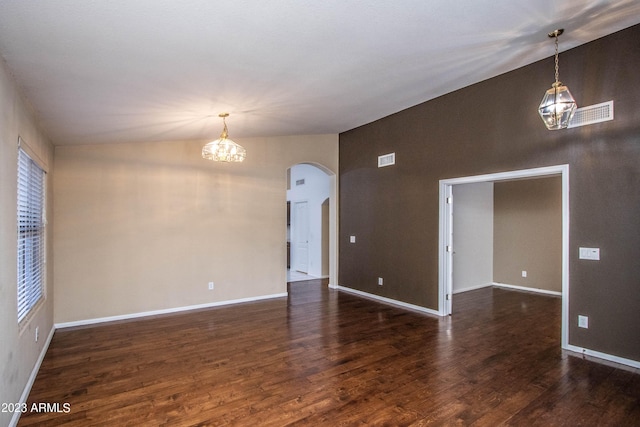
17, 144, 46, 323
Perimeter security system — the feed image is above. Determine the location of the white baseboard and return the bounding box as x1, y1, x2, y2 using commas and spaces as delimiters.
564, 344, 640, 370
55, 292, 288, 329
492, 282, 562, 297
337, 285, 441, 317
10, 325, 56, 427
452, 283, 492, 294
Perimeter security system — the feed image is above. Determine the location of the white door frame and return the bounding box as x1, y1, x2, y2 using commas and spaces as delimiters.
438, 164, 570, 350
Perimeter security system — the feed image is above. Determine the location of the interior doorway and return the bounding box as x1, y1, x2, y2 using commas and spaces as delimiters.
286, 163, 336, 286
439, 165, 570, 350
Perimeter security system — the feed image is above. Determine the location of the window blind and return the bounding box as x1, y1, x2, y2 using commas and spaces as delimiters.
17, 146, 45, 323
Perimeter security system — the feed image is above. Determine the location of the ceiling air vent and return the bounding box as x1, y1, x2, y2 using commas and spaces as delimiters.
568, 101, 613, 128
378, 152, 396, 168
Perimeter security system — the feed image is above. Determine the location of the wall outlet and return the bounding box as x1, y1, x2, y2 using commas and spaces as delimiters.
578, 315, 589, 329
208, 282, 214, 290
35, 326, 39, 342
521, 270, 527, 278
350, 235, 356, 243
378, 277, 383, 286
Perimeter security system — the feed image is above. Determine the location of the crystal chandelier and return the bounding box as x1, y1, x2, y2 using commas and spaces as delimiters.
538, 29, 577, 130
202, 113, 246, 162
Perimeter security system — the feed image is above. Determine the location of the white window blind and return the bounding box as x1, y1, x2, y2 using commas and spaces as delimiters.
17, 146, 46, 323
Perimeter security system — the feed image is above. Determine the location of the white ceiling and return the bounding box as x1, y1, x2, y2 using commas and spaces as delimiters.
1, 0, 639, 146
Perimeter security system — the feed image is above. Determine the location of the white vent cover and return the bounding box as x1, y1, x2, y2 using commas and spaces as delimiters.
378, 152, 396, 168
568, 101, 614, 128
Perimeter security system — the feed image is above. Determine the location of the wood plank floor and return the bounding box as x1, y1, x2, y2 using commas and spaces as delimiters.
19, 281, 640, 426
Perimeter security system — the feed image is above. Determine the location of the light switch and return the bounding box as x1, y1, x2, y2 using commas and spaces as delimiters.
350, 235, 356, 243
579, 247, 600, 260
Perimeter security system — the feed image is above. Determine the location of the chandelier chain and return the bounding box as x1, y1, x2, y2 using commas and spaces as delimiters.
554, 33, 560, 85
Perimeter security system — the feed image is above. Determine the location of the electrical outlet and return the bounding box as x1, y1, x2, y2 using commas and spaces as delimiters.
378, 277, 383, 286
350, 235, 356, 243
35, 326, 39, 342
578, 315, 589, 329
208, 282, 214, 290
521, 270, 527, 278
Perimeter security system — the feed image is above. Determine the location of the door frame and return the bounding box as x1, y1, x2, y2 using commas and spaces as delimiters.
438, 164, 570, 349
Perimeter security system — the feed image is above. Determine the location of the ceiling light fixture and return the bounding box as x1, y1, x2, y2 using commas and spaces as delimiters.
202, 113, 246, 162
538, 29, 577, 130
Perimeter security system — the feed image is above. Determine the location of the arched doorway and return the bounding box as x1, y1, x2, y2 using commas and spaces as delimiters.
286, 163, 337, 288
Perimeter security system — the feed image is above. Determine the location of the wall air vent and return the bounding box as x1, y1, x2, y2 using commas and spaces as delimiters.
295, 179, 305, 186
378, 152, 396, 168
568, 101, 614, 128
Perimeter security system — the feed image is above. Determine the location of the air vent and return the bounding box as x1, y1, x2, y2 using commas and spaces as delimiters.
568, 101, 613, 128
378, 152, 396, 168
295, 179, 305, 186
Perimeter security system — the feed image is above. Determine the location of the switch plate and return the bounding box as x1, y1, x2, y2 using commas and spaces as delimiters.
208, 282, 214, 290
578, 315, 589, 328
350, 235, 356, 243
579, 247, 600, 260
521, 270, 527, 278
378, 277, 383, 286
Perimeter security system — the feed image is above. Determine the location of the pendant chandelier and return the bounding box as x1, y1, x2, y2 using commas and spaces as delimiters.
538, 29, 577, 130
202, 113, 246, 162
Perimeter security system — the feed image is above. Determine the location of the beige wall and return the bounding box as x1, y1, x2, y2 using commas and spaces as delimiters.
53, 134, 338, 324
493, 177, 562, 293
0, 59, 55, 427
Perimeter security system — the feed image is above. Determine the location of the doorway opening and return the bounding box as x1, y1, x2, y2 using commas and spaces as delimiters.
286, 163, 337, 287
439, 165, 569, 349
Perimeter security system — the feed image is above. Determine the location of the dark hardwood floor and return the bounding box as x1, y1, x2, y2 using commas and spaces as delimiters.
19, 281, 640, 426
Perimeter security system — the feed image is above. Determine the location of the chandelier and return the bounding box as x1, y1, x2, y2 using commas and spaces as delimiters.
202, 113, 246, 162
538, 29, 577, 130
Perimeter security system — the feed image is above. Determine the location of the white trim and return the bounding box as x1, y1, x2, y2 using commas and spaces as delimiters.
337, 285, 440, 317
328, 172, 338, 289
439, 165, 567, 186
10, 325, 55, 427
439, 164, 570, 349
565, 344, 640, 370
55, 293, 288, 329
492, 282, 562, 297
452, 283, 492, 294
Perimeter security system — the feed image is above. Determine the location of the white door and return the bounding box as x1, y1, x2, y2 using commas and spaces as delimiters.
293, 201, 309, 273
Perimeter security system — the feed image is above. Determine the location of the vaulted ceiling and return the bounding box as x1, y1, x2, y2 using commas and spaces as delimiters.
1, 0, 639, 145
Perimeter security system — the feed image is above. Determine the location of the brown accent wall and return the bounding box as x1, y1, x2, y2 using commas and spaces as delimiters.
339, 24, 640, 361
493, 177, 562, 293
